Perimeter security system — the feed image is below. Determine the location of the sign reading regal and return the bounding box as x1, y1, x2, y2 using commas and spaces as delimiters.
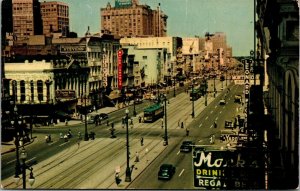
117, 50, 123, 90
193, 148, 264, 189
115, 0, 132, 8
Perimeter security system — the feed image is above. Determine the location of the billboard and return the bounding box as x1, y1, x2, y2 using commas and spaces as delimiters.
115, 0, 132, 8
118, 50, 123, 90
193, 148, 264, 189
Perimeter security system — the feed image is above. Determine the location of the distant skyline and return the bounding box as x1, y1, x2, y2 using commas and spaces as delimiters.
44, 0, 254, 56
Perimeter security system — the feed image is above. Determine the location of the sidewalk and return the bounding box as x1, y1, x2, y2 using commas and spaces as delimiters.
1, 106, 119, 155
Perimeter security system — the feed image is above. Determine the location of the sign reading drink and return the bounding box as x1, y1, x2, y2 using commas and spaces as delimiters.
193, 148, 264, 189
118, 50, 123, 90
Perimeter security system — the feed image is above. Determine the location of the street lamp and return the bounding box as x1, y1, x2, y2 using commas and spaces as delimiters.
191, 81, 195, 118
161, 94, 168, 146
9, 101, 22, 182
173, 77, 176, 97
15, 148, 35, 189
125, 109, 131, 182
84, 95, 89, 141
205, 81, 208, 106
133, 91, 137, 117
213, 76, 216, 98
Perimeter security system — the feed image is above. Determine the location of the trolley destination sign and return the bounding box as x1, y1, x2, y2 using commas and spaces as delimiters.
193, 148, 264, 189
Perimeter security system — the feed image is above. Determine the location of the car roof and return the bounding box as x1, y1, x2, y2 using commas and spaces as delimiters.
161, 164, 173, 168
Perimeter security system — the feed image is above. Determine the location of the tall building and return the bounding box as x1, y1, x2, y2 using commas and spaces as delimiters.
256, 0, 299, 189
1, 0, 13, 46
40, 1, 69, 35
12, 0, 42, 40
211, 32, 227, 54
101, 0, 167, 37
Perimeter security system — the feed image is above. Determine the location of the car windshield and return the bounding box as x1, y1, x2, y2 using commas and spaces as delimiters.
182, 141, 192, 145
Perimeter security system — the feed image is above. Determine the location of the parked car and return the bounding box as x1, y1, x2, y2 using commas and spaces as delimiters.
99, 113, 108, 120
219, 99, 226, 105
134, 98, 143, 104
83, 113, 99, 124
180, 141, 194, 152
234, 94, 242, 103
158, 164, 176, 180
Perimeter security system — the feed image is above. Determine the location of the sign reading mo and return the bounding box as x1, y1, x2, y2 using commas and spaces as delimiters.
193, 148, 264, 189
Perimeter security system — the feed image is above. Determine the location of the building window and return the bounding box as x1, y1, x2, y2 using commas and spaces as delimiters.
12, 80, 17, 102
37, 80, 43, 101
30, 81, 34, 102
20, 80, 26, 102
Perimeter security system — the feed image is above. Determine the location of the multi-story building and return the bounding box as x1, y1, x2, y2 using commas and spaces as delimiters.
101, 0, 167, 37
1, 0, 13, 47
40, 1, 69, 35
121, 45, 166, 88
211, 32, 227, 54
256, 0, 299, 189
120, 36, 181, 76
12, 0, 43, 40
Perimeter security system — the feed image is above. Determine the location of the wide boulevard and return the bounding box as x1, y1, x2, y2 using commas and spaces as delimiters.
1, 78, 244, 189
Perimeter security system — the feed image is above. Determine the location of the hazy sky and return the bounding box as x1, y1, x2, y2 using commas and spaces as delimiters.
45, 0, 254, 56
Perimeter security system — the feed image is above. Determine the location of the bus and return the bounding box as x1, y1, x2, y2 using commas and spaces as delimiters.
189, 88, 201, 101
143, 104, 164, 122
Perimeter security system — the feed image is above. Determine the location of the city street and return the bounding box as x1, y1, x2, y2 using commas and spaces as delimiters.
1, 79, 246, 189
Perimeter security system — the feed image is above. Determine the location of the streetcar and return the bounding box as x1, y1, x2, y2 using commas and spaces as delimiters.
143, 104, 164, 122
189, 88, 201, 101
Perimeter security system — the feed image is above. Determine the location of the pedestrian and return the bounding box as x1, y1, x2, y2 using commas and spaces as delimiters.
214, 121, 217, 128
64, 134, 68, 142
65, 119, 68, 126
181, 121, 184, 129
139, 116, 141, 123
111, 122, 114, 129
161, 118, 164, 129
186, 128, 189, 136
135, 151, 139, 162
140, 137, 144, 146
130, 118, 133, 125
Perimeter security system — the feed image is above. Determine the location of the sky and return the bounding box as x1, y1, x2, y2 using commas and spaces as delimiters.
45, 0, 254, 56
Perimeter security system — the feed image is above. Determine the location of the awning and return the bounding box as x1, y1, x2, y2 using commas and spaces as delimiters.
106, 94, 120, 100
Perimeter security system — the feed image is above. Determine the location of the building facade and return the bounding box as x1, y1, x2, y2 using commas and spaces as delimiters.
101, 0, 167, 37
40, 1, 69, 35
122, 45, 166, 87
120, 36, 181, 79
12, 0, 43, 40
256, 0, 299, 189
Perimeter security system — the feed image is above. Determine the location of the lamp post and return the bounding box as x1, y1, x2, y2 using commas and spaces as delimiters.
84, 95, 89, 141
15, 148, 35, 189
205, 85, 208, 106
225, 69, 228, 86
162, 94, 168, 146
133, 90, 137, 117
213, 76, 216, 98
9, 101, 21, 182
191, 81, 195, 118
173, 77, 176, 97
125, 109, 131, 182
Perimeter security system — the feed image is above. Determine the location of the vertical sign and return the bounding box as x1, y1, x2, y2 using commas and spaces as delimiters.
242, 58, 254, 133
103, 53, 108, 87
118, 50, 123, 90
